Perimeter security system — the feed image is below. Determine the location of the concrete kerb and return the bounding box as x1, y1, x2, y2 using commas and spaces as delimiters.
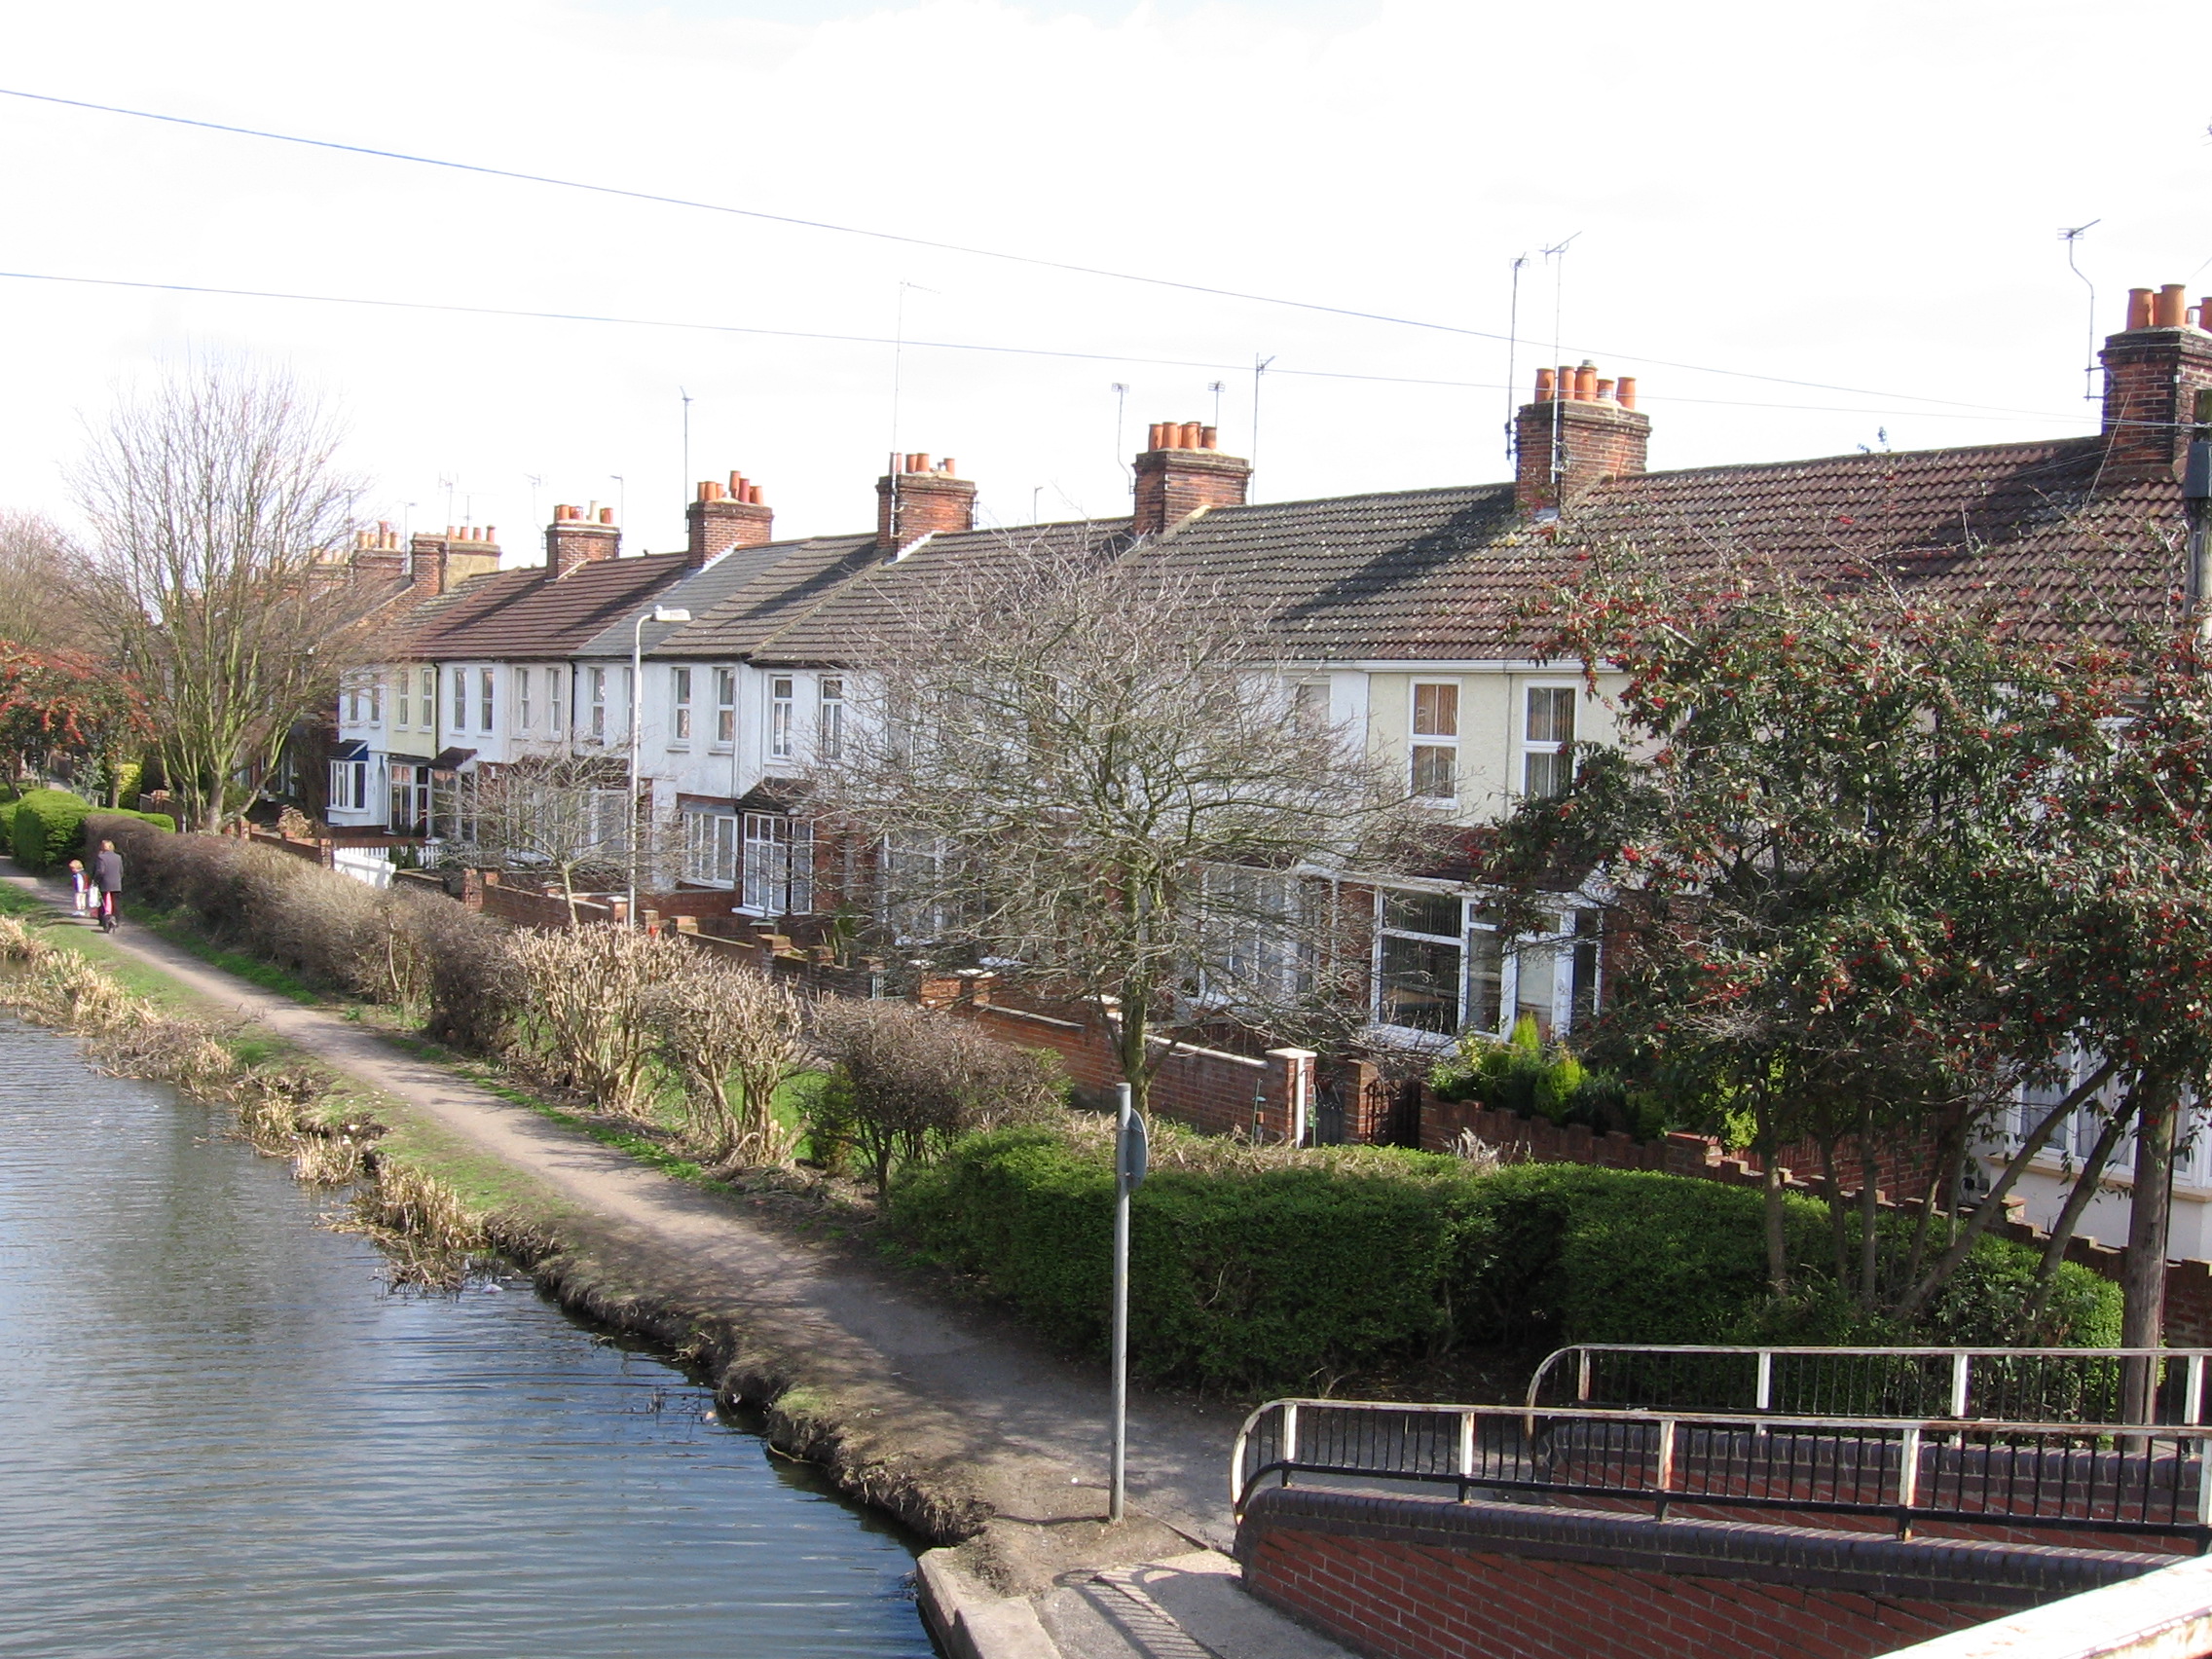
919, 1550, 1062, 1659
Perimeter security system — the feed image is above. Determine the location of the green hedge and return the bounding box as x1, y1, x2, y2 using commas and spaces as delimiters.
891, 1128, 2120, 1390
10, 790, 92, 870
6, 792, 171, 870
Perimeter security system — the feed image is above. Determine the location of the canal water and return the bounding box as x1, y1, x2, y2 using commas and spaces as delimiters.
0, 1015, 939, 1658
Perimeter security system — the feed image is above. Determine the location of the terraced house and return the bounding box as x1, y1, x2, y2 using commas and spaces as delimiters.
329, 284, 2201, 1139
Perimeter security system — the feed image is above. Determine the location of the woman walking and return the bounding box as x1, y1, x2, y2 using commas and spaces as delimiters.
93, 839, 123, 933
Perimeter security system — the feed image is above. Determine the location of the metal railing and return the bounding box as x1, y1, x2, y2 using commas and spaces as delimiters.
1230, 1397, 2212, 1544
1526, 1345, 2212, 1427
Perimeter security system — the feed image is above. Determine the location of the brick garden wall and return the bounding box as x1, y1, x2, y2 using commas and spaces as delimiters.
1236, 1487, 2168, 1659
917, 973, 1314, 1140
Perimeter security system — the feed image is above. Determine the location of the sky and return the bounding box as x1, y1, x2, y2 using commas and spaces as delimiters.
1, 0, 2207, 563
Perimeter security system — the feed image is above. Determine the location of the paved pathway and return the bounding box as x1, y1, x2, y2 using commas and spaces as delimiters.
1, 869, 1245, 1559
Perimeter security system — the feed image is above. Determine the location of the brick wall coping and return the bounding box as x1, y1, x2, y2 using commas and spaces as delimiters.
1235, 1487, 2168, 1608
1880, 1553, 2212, 1659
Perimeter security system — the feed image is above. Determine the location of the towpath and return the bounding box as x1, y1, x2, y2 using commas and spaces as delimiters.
0, 868, 1246, 1579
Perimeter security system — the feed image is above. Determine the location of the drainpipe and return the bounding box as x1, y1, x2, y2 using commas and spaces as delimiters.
2187, 437, 2212, 626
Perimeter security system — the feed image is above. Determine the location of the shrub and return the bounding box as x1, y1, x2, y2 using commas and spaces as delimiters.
643, 954, 805, 1165
808, 999, 1065, 1192
510, 924, 693, 1116
88, 813, 521, 1054
1428, 1014, 1658, 1138
11, 788, 92, 870
891, 1124, 2122, 1391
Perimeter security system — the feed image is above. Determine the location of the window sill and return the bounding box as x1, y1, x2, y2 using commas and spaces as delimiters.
708, 744, 735, 756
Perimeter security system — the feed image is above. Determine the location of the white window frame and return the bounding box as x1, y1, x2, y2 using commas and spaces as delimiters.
819, 677, 845, 760
517, 667, 533, 733
396, 673, 411, 732
419, 668, 435, 732
1521, 682, 1579, 800
451, 668, 468, 734
478, 669, 496, 735
1293, 681, 1332, 736
588, 668, 608, 742
548, 668, 563, 735
368, 678, 383, 726
671, 666, 693, 746
682, 809, 739, 888
714, 667, 736, 749
1374, 890, 1595, 1042
327, 757, 369, 814
1410, 680, 1460, 801
741, 812, 812, 915
769, 676, 795, 760
1375, 886, 1465, 1038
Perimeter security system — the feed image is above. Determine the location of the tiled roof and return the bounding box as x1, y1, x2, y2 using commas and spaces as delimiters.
407, 553, 697, 660
629, 535, 879, 658
740, 519, 1137, 663
1124, 436, 2185, 659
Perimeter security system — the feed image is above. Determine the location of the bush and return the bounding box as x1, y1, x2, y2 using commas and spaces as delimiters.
11, 789, 93, 870
808, 999, 1065, 1192
891, 1124, 2121, 1391
88, 814, 520, 1054
1429, 1014, 1659, 1138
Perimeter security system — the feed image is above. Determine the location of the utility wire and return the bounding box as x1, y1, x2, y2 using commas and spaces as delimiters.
0, 84, 2076, 418
0, 266, 2084, 425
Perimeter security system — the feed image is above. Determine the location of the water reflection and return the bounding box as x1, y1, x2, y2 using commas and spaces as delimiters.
0, 1016, 937, 1658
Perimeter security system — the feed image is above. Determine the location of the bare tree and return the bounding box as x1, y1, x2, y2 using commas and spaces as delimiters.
442, 752, 645, 923
0, 512, 90, 651
814, 539, 1432, 1122
510, 924, 689, 1118
71, 360, 369, 831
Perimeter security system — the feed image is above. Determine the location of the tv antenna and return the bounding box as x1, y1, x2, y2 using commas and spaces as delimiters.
2059, 221, 2101, 404
680, 387, 693, 491
1208, 380, 1226, 429
525, 474, 543, 528
1111, 382, 1130, 488
1504, 252, 1530, 468
1541, 235, 1581, 499
1250, 354, 1275, 499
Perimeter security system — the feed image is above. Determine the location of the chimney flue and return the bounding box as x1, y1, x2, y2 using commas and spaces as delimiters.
1132, 419, 1250, 535
2157, 285, 2192, 328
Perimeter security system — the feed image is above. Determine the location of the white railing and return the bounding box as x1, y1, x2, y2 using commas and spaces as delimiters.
1527, 1344, 2212, 1426
1230, 1396, 2212, 1543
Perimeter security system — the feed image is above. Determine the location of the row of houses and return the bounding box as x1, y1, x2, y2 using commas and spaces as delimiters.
320, 285, 2204, 1229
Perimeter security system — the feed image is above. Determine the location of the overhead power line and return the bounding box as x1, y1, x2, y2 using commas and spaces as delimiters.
0, 267, 2083, 426
0, 85, 2072, 418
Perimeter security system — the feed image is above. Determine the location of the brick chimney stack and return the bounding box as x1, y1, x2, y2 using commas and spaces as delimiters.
349, 522, 406, 581
1513, 362, 1650, 515
1132, 422, 1250, 535
876, 454, 976, 555
545, 503, 621, 578
407, 525, 501, 597
2099, 283, 2212, 480
686, 470, 774, 567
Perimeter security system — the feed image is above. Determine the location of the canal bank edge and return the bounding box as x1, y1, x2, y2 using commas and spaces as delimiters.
0, 865, 1212, 1609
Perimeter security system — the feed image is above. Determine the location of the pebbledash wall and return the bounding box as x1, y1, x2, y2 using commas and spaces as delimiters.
1236, 1489, 2174, 1659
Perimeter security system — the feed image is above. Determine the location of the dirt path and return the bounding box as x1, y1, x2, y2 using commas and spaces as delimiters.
1, 869, 1245, 1588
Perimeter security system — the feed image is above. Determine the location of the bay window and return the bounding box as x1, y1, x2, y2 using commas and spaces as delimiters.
742, 813, 813, 915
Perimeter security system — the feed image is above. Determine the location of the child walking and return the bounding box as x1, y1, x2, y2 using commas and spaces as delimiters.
67, 858, 89, 917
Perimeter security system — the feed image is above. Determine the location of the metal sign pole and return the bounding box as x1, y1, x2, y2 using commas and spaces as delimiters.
1110, 1081, 1145, 1525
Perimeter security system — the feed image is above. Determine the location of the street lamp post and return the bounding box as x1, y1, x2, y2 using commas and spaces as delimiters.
628, 604, 691, 925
